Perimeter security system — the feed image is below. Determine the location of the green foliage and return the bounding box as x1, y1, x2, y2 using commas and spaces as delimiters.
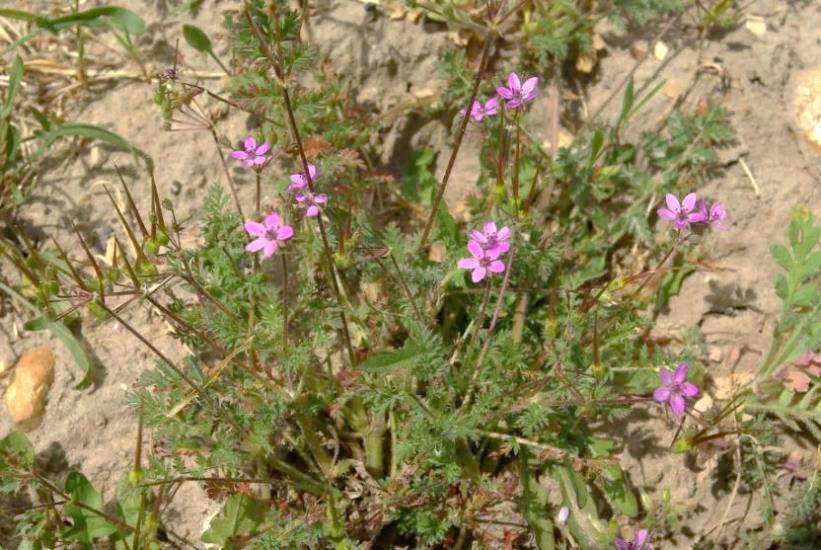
1, 0, 809, 548
746, 208, 821, 437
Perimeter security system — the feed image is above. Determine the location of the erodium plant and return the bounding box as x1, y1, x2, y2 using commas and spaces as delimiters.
1, 1, 819, 549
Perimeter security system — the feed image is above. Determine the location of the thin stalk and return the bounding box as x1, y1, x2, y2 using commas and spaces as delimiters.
460, 246, 516, 410
243, 2, 355, 365
513, 109, 521, 215
418, 37, 493, 251
281, 253, 289, 352
631, 234, 681, 298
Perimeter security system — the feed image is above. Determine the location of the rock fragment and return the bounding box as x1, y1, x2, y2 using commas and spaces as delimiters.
5, 348, 55, 431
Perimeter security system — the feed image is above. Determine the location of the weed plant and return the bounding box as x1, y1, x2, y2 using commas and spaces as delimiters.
0, 1, 819, 549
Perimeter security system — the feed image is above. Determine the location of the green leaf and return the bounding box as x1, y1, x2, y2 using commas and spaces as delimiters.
0, 56, 24, 119
0, 431, 36, 469
201, 494, 264, 546
612, 78, 634, 138
24, 317, 94, 389
62, 472, 119, 543
182, 24, 213, 53
770, 243, 792, 272
602, 465, 639, 518
43, 7, 145, 34
359, 341, 425, 373
36, 122, 136, 154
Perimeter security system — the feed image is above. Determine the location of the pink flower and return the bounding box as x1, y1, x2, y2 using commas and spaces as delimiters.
653, 363, 700, 416
656, 192, 704, 231
614, 528, 653, 550
458, 240, 505, 283
459, 97, 499, 122
294, 190, 328, 218
231, 136, 270, 168
694, 198, 729, 231
288, 164, 318, 192
470, 222, 510, 257
496, 72, 538, 108
244, 212, 293, 257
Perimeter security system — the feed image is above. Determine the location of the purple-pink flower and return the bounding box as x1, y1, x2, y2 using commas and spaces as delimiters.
231, 136, 270, 168
460, 97, 498, 122
496, 72, 538, 108
244, 212, 293, 257
694, 198, 728, 231
653, 363, 700, 417
288, 164, 318, 192
470, 222, 511, 257
294, 190, 328, 218
656, 192, 704, 231
614, 528, 653, 550
459, 240, 505, 283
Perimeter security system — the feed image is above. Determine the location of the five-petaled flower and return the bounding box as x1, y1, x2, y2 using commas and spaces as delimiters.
231, 136, 270, 168
288, 164, 318, 192
244, 212, 293, 257
694, 198, 728, 231
656, 192, 704, 231
458, 240, 505, 283
497, 72, 538, 108
653, 363, 700, 417
470, 222, 511, 257
460, 97, 498, 122
294, 190, 328, 218
614, 528, 653, 550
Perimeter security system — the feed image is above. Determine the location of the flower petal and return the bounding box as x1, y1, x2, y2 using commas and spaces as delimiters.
682, 382, 700, 397
670, 394, 686, 415
255, 143, 270, 155
673, 362, 689, 384
657, 208, 675, 220
681, 192, 698, 211
665, 193, 680, 212
246, 237, 268, 252
307, 164, 317, 179
243, 136, 256, 151
467, 239, 484, 258
470, 230, 487, 243
521, 76, 539, 96
305, 206, 318, 217
484, 222, 498, 235
497, 86, 513, 100
488, 260, 505, 273
263, 240, 277, 257
471, 267, 487, 283
264, 212, 281, 229
496, 226, 511, 240
244, 220, 266, 237
276, 225, 294, 240
507, 72, 521, 91
653, 388, 671, 402
459, 258, 479, 269
231, 150, 249, 160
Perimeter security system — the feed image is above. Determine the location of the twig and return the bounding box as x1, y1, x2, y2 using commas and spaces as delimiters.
738, 157, 760, 197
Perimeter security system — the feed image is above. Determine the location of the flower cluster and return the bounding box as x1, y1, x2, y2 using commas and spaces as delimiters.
458, 222, 511, 283
288, 163, 328, 218
231, 135, 270, 168
460, 72, 539, 123
653, 362, 700, 417
244, 212, 293, 258
657, 192, 728, 232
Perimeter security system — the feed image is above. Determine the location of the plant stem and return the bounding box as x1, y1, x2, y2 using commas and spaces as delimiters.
418, 37, 493, 252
